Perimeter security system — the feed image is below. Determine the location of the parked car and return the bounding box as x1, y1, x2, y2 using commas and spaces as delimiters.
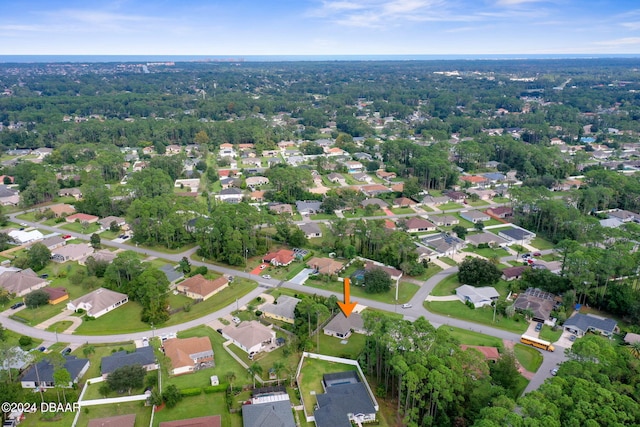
232, 316, 241, 324
62, 234, 72, 239
262, 274, 271, 279
521, 253, 531, 259
10, 302, 24, 310
550, 368, 558, 376
535, 322, 543, 332
40, 274, 48, 279
401, 303, 412, 309
121, 235, 129, 240
37, 346, 46, 352
61, 347, 71, 355
259, 264, 266, 270
569, 335, 577, 342
533, 252, 542, 257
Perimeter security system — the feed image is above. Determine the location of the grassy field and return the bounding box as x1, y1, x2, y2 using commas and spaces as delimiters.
153, 392, 241, 427
20, 411, 76, 427
439, 257, 457, 266
492, 197, 510, 203
408, 264, 443, 281
445, 326, 504, 349
46, 320, 73, 332
438, 202, 463, 211
304, 278, 419, 304
76, 400, 152, 427
425, 300, 529, 334
390, 207, 414, 215
467, 200, 490, 207
60, 221, 101, 234
531, 237, 556, 251
539, 326, 563, 343
513, 343, 543, 372
430, 273, 460, 296
74, 279, 258, 335
463, 246, 510, 259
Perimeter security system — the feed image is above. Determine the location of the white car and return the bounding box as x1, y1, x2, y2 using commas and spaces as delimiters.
232, 316, 241, 324
401, 303, 412, 309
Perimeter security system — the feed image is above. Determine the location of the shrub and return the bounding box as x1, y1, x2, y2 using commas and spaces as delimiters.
204, 384, 228, 394
179, 387, 202, 397
255, 310, 262, 317
18, 335, 33, 347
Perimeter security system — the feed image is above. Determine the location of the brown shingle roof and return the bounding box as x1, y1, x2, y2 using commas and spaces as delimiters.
179, 274, 228, 298
163, 337, 213, 371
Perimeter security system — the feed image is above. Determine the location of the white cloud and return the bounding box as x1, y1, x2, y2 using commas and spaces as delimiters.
595, 37, 640, 46
621, 21, 640, 31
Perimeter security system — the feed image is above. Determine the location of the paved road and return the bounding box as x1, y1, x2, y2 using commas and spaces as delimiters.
1, 210, 565, 393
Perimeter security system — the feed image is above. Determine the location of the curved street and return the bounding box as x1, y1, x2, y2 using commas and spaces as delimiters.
0, 210, 566, 393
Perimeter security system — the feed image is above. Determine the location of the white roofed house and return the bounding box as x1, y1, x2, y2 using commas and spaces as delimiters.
298, 222, 322, 238
455, 285, 499, 308
245, 176, 269, 187
50, 243, 93, 263
0, 185, 19, 206
215, 188, 243, 204
98, 216, 127, 231
66, 288, 128, 318
460, 210, 490, 224
9, 229, 44, 244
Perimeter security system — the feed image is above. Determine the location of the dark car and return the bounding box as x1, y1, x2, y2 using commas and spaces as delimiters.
37, 346, 46, 352
40, 274, 48, 279
535, 322, 543, 332
61, 347, 71, 355
216, 328, 223, 334
569, 335, 577, 342
10, 302, 24, 310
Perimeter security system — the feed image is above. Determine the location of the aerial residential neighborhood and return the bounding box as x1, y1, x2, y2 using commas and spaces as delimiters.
0, 57, 639, 427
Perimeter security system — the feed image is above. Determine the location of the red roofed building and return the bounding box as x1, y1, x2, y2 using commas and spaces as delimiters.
263, 249, 295, 266
65, 213, 99, 224
460, 175, 489, 185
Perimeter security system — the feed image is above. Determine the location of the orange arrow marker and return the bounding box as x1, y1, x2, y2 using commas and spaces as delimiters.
338, 278, 357, 318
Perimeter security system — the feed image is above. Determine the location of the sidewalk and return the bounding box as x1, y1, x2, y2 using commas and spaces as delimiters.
35, 309, 82, 334
425, 295, 459, 302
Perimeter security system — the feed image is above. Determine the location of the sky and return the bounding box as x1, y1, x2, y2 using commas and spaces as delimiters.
1, 0, 640, 56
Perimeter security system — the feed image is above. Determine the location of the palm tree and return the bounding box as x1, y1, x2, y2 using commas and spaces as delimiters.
247, 363, 263, 389
630, 341, 640, 359
272, 361, 285, 386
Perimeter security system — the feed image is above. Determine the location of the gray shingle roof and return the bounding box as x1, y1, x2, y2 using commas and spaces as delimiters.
314, 383, 376, 427
22, 355, 89, 383
241, 400, 295, 427
261, 296, 301, 321
564, 313, 617, 335
101, 346, 155, 376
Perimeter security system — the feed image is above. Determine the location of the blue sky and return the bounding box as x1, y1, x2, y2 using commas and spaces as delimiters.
1, 0, 640, 55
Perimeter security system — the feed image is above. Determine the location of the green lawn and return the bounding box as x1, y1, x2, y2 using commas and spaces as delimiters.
75, 400, 152, 427
60, 221, 101, 234
424, 300, 529, 334
464, 246, 510, 259
467, 200, 490, 207
513, 343, 543, 372
76, 279, 258, 335
309, 213, 336, 220
492, 197, 510, 203
304, 278, 419, 304
153, 392, 241, 427
445, 326, 504, 349
407, 264, 443, 281
438, 257, 458, 266
437, 202, 464, 211
539, 326, 563, 343
430, 274, 460, 296
298, 357, 359, 416
311, 332, 367, 359
530, 237, 556, 251
420, 205, 434, 212
46, 320, 73, 332
20, 411, 76, 427
390, 207, 414, 215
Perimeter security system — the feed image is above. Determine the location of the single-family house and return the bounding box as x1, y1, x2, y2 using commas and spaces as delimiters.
221, 321, 276, 355
455, 285, 499, 308
429, 215, 459, 227
58, 188, 83, 200
393, 197, 415, 208
176, 274, 229, 301
486, 206, 513, 219
47, 203, 76, 218
41, 287, 69, 305
421, 195, 450, 206
215, 188, 243, 203
51, 243, 93, 263
21, 356, 90, 389
0, 185, 19, 206
376, 170, 396, 181
160, 264, 184, 285
364, 261, 403, 281
513, 288, 556, 323
314, 371, 378, 427
460, 175, 489, 187
268, 203, 293, 215
101, 346, 158, 378
502, 265, 529, 281
421, 233, 465, 257
40, 235, 66, 251
245, 176, 269, 187
324, 312, 366, 339
563, 313, 618, 338
250, 190, 265, 202
328, 173, 347, 185
460, 210, 490, 224
80, 249, 117, 266
296, 200, 323, 216
66, 288, 128, 318
497, 227, 536, 244
88, 415, 137, 427
403, 217, 436, 233
466, 232, 508, 247
261, 295, 301, 324
242, 401, 295, 427
8, 229, 44, 244
360, 184, 391, 197
263, 249, 295, 267
445, 191, 467, 202
351, 172, 372, 183
162, 337, 214, 376
482, 172, 507, 183
307, 257, 345, 276
466, 188, 496, 201
345, 161, 364, 173
360, 198, 388, 209
298, 222, 322, 238
0, 269, 46, 297
608, 209, 638, 223
65, 213, 99, 224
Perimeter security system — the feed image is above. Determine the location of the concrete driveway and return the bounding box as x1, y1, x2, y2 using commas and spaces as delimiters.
290, 268, 315, 285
